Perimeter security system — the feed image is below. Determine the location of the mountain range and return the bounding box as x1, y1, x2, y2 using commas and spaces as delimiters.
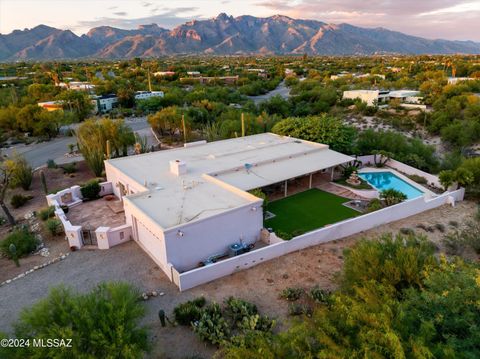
1, 13, 480, 60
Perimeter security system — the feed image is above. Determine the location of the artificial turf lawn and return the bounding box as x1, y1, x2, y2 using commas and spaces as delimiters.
265, 188, 359, 237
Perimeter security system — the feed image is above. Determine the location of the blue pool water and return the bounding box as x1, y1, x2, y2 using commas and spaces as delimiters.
358, 172, 424, 199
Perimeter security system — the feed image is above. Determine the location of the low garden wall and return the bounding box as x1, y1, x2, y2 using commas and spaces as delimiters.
173, 187, 465, 291
45, 181, 131, 250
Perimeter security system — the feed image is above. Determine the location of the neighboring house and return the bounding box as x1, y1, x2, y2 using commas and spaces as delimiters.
186, 71, 201, 76
342, 90, 390, 106
38, 101, 63, 111
447, 77, 476, 85
153, 71, 176, 77
343, 89, 423, 108
331, 73, 385, 80
91, 94, 118, 113
105, 133, 354, 278
180, 76, 239, 84
134, 91, 164, 100
58, 81, 95, 92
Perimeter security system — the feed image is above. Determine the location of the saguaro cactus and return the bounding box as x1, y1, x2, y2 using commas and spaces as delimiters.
40, 170, 48, 194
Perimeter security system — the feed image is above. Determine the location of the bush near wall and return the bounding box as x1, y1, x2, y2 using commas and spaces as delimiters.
80, 180, 101, 200
0, 227, 38, 258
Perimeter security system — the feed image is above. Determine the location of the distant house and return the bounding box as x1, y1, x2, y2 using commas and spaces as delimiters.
134, 91, 164, 100
38, 101, 63, 112
343, 89, 423, 108
331, 73, 385, 80
91, 94, 118, 113
180, 76, 239, 85
342, 90, 390, 106
58, 81, 95, 92
153, 71, 176, 77
186, 71, 201, 77
447, 77, 476, 85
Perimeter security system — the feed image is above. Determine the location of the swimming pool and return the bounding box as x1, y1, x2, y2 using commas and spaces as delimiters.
358, 171, 424, 199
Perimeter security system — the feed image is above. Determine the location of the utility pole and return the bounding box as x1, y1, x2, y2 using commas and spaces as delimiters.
147, 67, 152, 92
182, 114, 187, 144
106, 140, 111, 160
241, 113, 245, 137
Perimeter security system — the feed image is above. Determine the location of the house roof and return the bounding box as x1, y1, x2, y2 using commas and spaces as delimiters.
107, 133, 354, 230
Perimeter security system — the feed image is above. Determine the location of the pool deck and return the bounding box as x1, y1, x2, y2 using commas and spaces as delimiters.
358, 167, 437, 198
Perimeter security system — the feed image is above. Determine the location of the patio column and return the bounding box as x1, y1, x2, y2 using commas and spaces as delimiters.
309, 173, 313, 189
330, 167, 335, 181
284, 180, 288, 197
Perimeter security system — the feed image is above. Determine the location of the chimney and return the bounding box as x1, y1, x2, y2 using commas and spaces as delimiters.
170, 159, 187, 176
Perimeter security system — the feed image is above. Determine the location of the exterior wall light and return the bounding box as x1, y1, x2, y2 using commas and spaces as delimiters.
177, 230, 184, 237
251, 206, 258, 211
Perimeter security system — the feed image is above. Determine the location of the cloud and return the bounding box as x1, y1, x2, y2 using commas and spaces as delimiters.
254, 0, 480, 41
142, 2, 153, 7
73, 7, 201, 32
113, 12, 127, 17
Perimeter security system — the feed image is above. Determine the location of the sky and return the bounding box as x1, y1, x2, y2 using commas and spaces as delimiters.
1, 0, 480, 41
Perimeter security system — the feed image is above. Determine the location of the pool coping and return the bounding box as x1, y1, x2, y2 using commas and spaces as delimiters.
358, 167, 436, 199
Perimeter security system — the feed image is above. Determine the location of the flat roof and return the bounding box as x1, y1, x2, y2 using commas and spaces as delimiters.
107, 133, 354, 230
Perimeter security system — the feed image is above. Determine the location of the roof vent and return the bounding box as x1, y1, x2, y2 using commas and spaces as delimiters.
170, 159, 187, 176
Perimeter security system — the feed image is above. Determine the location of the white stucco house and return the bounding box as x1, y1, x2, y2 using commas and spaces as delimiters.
104, 133, 354, 278
134, 91, 164, 100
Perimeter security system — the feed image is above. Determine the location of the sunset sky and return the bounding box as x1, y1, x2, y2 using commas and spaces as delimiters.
1, 0, 479, 41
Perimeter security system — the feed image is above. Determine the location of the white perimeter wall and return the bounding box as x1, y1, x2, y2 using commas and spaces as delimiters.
164, 202, 263, 272
175, 188, 464, 291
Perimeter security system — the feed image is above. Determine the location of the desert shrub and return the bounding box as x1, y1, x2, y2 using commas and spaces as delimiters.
10, 194, 33, 208
6, 282, 148, 358
309, 287, 331, 304
224, 297, 257, 323
38, 206, 55, 221
434, 223, 446, 233
443, 215, 480, 255
193, 303, 230, 346
380, 188, 407, 206
366, 198, 383, 212
341, 233, 437, 293
0, 227, 38, 258
174, 297, 206, 326
407, 174, 428, 184
280, 287, 304, 301
10, 155, 33, 190
46, 159, 57, 169
399, 227, 415, 236
45, 218, 63, 236
449, 220, 459, 227
80, 180, 101, 200
288, 303, 312, 317
61, 162, 77, 174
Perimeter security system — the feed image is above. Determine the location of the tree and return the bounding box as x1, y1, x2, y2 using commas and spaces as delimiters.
75, 119, 105, 177
117, 87, 136, 108
271, 115, 356, 153
0, 159, 17, 225
10, 154, 33, 190
55, 90, 93, 121
76, 118, 135, 176
439, 170, 455, 190
148, 106, 188, 138
3, 282, 149, 359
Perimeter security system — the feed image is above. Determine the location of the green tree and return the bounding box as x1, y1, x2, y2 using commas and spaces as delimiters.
271, 115, 356, 153
3, 282, 149, 359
